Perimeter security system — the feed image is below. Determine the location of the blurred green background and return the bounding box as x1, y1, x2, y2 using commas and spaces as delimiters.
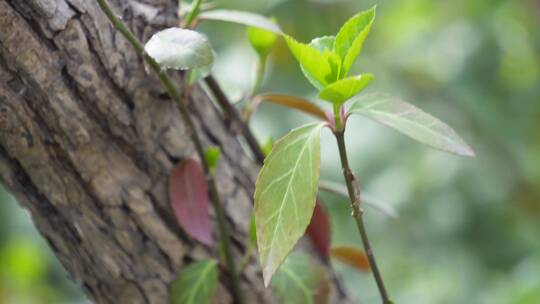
1, 0, 538, 303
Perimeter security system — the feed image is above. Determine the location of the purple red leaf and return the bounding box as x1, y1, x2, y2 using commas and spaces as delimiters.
306, 200, 331, 259
169, 158, 213, 246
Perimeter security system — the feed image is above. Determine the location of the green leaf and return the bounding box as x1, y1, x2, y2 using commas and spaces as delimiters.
284, 35, 334, 90
199, 10, 282, 34
145, 28, 214, 70
169, 260, 218, 304
255, 122, 325, 286
309, 36, 335, 53
188, 65, 212, 85
319, 74, 373, 105
309, 36, 341, 83
261, 137, 274, 157
316, 41, 342, 83
348, 93, 475, 157
204, 147, 221, 175
271, 252, 331, 304
334, 6, 376, 78
248, 23, 278, 58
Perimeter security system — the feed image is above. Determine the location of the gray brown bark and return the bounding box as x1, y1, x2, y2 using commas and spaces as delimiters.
0, 1, 348, 303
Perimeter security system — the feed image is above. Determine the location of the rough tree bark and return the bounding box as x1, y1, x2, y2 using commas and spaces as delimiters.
0, 1, 349, 303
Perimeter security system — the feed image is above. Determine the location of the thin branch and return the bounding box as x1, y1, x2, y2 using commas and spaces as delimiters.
204, 75, 266, 164
334, 130, 392, 304
95, 1, 244, 303
250, 57, 266, 98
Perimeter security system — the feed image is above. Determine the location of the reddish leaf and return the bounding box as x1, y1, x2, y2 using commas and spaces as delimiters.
253, 94, 327, 120
169, 158, 213, 246
330, 246, 370, 272
306, 201, 331, 259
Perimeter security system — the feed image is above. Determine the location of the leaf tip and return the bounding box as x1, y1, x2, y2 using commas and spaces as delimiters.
200, 234, 214, 247
460, 144, 476, 158
262, 266, 274, 287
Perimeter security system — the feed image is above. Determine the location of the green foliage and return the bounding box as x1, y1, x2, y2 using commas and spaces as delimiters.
284, 35, 335, 90
188, 65, 211, 85
254, 123, 325, 286
199, 10, 282, 34
309, 36, 335, 53
248, 23, 278, 59
347, 93, 475, 156
204, 147, 221, 175
334, 6, 376, 78
319, 74, 373, 105
270, 252, 331, 304
261, 137, 274, 157
284, 6, 376, 96
144, 28, 213, 70
13, 1, 540, 303
169, 260, 218, 304
1, 239, 45, 287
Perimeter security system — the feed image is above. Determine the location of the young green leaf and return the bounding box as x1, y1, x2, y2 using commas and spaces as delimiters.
169, 259, 218, 304
261, 137, 274, 157
309, 37, 341, 84
334, 6, 376, 78
255, 123, 325, 286
204, 147, 221, 175
319, 74, 373, 105
331, 246, 370, 272
309, 36, 335, 53
199, 10, 282, 34
306, 201, 331, 259
145, 28, 213, 70
271, 252, 331, 304
284, 35, 334, 90
348, 93, 475, 157
248, 23, 278, 59
169, 158, 213, 246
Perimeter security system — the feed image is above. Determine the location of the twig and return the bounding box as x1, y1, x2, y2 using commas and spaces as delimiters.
334, 130, 392, 304
204, 75, 266, 164
95, 1, 244, 303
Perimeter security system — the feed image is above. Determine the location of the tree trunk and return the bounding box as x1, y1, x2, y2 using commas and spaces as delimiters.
0, 1, 348, 303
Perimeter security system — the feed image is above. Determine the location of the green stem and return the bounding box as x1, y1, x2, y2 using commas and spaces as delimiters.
333, 104, 343, 131
95, 1, 244, 303
334, 130, 392, 304
250, 57, 266, 97
183, 0, 203, 27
